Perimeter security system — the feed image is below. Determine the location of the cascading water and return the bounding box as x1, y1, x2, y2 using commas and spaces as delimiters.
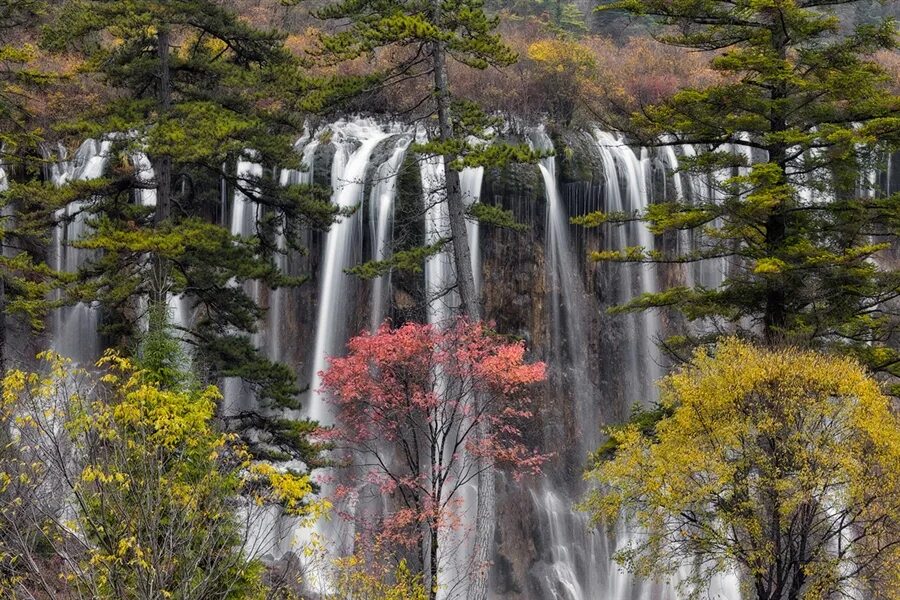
51, 139, 111, 364
369, 136, 412, 330
528, 126, 604, 600
270, 134, 319, 364
592, 130, 664, 403
677, 141, 758, 291
417, 130, 485, 598
130, 151, 190, 335
658, 144, 694, 289
280, 119, 407, 594
219, 156, 267, 416
132, 151, 156, 207
307, 119, 395, 425
419, 129, 484, 324
460, 166, 485, 296
589, 132, 745, 600
420, 131, 455, 327
231, 158, 263, 238
533, 126, 599, 444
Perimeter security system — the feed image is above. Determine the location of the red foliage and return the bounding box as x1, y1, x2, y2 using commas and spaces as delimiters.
319, 319, 548, 557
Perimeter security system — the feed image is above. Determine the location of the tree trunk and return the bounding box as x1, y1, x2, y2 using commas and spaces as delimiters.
763, 207, 786, 344
151, 26, 172, 309
763, 22, 790, 346
429, 5, 492, 596
429, 524, 439, 600
155, 26, 172, 225
431, 38, 480, 321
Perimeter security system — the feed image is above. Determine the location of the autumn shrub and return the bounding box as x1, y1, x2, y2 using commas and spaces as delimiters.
331, 552, 428, 600
876, 50, 900, 93
288, 535, 429, 600
585, 36, 720, 116
288, 12, 722, 126
524, 37, 598, 124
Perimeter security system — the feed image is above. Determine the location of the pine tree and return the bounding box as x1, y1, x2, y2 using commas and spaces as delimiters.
0, 0, 66, 377
40, 0, 343, 463
314, 0, 536, 317
584, 0, 900, 371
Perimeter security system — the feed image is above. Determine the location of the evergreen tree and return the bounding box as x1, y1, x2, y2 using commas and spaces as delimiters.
0, 0, 65, 376
584, 0, 900, 371
41, 0, 342, 463
313, 0, 535, 318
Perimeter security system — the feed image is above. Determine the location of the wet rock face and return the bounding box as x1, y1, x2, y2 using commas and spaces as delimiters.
471, 129, 704, 599
476, 132, 603, 599
388, 152, 429, 326
476, 160, 550, 598
481, 160, 545, 341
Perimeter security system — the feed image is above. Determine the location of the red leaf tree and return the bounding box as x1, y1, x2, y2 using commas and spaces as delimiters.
319, 319, 549, 596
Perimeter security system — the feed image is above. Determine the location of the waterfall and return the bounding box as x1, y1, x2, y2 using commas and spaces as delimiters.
591, 130, 664, 404
48, 141, 190, 365
420, 131, 455, 327
584, 132, 745, 600
659, 144, 693, 287
220, 156, 268, 415
132, 151, 157, 207
282, 119, 408, 596
33, 121, 899, 600
460, 166, 484, 297
418, 130, 484, 597
677, 142, 759, 291
525, 127, 607, 600
680, 144, 727, 289
231, 158, 263, 237
369, 136, 412, 330
268, 134, 319, 364
235, 156, 265, 347
131, 151, 190, 337
50, 139, 111, 364
449, 157, 483, 592
419, 129, 483, 326
307, 119, 395, 425
531, 127, 598, 449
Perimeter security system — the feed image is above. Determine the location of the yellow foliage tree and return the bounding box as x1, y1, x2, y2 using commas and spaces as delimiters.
330, 554, 428, 600
582, 339, 900, 600
525, 38, 597, 124
0, 351, 327, 599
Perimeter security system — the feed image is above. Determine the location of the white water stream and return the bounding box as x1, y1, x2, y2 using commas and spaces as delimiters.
307, 119, 395, 425
50, 139, 111, 364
